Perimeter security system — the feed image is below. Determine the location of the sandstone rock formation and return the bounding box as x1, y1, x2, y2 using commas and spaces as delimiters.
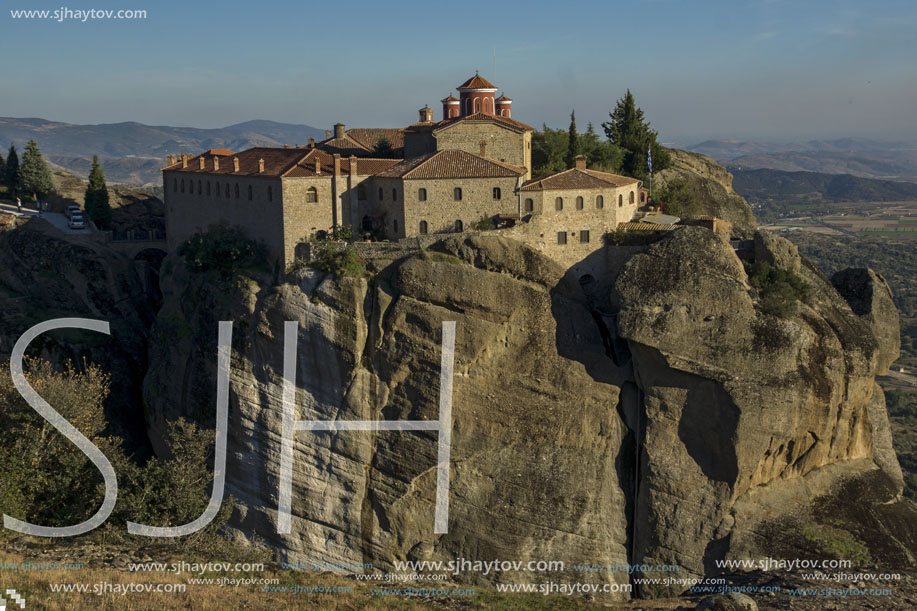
140, 228, 911, 598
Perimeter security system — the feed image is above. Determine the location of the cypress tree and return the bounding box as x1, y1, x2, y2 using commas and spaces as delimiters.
5, 144, 22, 197
565, 110, 580, 169
602, 90, 670, 177
84, 155, 112, 228
0, 150, 6, 187
20, 140, 54, 200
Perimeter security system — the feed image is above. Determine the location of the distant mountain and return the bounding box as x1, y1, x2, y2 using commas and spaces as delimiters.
731, 168, 917, 204
0, 117, 327, 186
687, 138, 917, 182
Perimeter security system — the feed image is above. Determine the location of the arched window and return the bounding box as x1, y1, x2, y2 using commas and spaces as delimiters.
629, 191, 635, 204
575, 196, 584, 210
267, 186, 273, 202
596, 195, 604, 209
555, 197, 563, 211
357, 184, 367, 200
474, 98, 480, 113
225, 184, 230, 198
493, 187, 501, 200
306, 187, 318, 203
248, 184, 253, 200
524, 198, 534, 212
418, 188, 427, 201
206, 181, 211, 196
641, 191, 646, 203
454, 187, 463, 201
378, 187, 384, 200
361, 215, 372, 231
392, 188, 397, 201
173, 178, 177, 192
198, 180, 202, 195
419, 220, 428, 234
618, 194, 623, 207
455, 219, 464, 232
393, 219, 398, 233
180, 179, 184, 193
235, 183, 240, 199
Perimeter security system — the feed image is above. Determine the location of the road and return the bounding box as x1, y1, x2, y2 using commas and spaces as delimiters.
0, 202, 96, 235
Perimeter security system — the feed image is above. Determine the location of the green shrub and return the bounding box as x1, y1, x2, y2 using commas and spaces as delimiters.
472, 215, 496, 231
179, 223, 267, 278
801, 521, 871, 566
745, 260, 811, 318
310, 243, 367, 278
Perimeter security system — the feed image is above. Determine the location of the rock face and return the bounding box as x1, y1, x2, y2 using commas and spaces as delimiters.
144, 235, 633, 596
142, 229, 910, 597
655, 149, 757, 237
614, 227, 904, 591
831, 268, 900, 374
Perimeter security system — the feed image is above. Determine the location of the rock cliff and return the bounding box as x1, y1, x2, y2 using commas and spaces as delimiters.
142, 229, 912, 598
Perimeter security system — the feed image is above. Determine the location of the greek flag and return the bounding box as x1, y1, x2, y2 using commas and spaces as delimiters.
647, 148, 652, 173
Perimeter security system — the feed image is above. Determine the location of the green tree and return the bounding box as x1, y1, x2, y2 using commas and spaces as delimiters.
0, 149, 6, 188
372, 136, 396, 158
565, 110, 580, 169
84, 155, 113, 228
20, 139, 54, 200
531, 125, 568, 176
602, 90, 670, 178
4, 144, 22, 197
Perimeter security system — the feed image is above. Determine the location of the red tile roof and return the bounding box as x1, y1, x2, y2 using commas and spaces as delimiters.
521, 168, 640, 191
495, 94, 512, 102
162, 147, 398, 178
441, 95, 459, 103
405, 112, 533, 134
457, 74, 497, 90
345, 128, 405, 151
372, 149, 525, 180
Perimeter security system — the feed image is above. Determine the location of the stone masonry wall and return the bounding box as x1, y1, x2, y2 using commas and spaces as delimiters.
434, 123, 530, 176
281, 176, 336, 264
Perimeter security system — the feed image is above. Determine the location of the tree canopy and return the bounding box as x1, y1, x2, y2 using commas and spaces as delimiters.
84, 155, 112, 228
565, 110, 580, 169
372, 136, 396, 158
20, 139, 54, 199
532, 118, 624, 177
602, 90, 671, 178
4, 144, 22, 197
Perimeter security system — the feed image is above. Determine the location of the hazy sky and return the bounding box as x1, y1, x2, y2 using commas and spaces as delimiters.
2, 0, 915, 145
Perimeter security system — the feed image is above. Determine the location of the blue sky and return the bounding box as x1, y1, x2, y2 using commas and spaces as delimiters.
2, 0, 915, 144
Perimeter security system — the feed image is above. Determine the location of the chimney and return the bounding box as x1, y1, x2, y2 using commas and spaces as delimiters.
334, 123, 345, 139
418, 105, 433, 123
167, 154, 175, 166
315, 158, 321, 175
479, 139, 487, 157
333, 153, 341, 176
233, 157, 240, 172
199, 157, 205, 170
325, 129, 331, 139
258, 158, 265, 173
308, 136, 315, 148
181, 155, 188, 169
283, 144, 290, 148
213, 157, 220, 171
575, 155, 587, 170
349, 155, 358, 176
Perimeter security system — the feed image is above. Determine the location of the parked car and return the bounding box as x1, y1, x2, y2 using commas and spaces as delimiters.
68, 212, 86, 230
66, 205, 81, 219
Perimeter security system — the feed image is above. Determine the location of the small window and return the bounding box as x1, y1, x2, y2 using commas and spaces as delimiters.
555, 197, 563, 211
198, 180, 202, 195
306, 187, 318, 203
596, 195, 604, 209
557, 231, 567, 245
493, 187, 501, 200
630, 191, 635, 204
419, 220, 428, 234
379, 187, 384, 200
225, 184, 230, 198
418, 188, 427, 201
580, 230, 590, 243
180, 179, 185, 193
641, 191, 646, 203
454, 187, 463, 201
206, 181, 211, 196
357, 184, 367, 200
393, 219, 398, 233
235, 183, 240, 199
575, 196, 583, 210
173, 178, 177, 192
392, 188, 397, 201
248, 184, 253, 200
524, 198, 534, 212
618, 194, 623, 207
455, 219, 464, 232
268, 185, 273, 202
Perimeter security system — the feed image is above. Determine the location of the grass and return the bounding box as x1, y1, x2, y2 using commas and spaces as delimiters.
800, 521, 871, 566
0, 547, 603, 610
